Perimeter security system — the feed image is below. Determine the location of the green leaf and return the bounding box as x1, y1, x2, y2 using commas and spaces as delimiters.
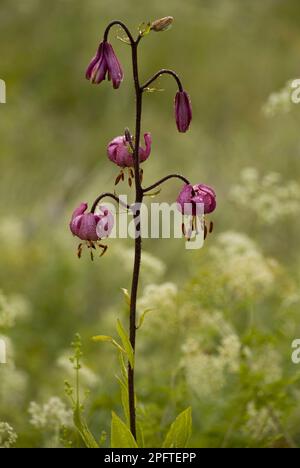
111, 412, 138, 448
137, 309, 153, 329
116, 319, 134, 369
137, 422, 145, 448
121, 288, 131, 306
162, 407, 192, 448
98, 431, 107, 447
144, 87, 165, 93
144, 189, 162, 198
116, 376, 130, 426
118, 350, 128, 384
92, 335, 125, 354
138, 22, 151, 37
73, 405, 99, 449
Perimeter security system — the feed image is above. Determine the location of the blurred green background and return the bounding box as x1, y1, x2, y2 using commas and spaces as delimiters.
1, 0, 300, 448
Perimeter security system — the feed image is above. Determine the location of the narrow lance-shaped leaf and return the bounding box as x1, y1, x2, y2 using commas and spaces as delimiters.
121, 288, 131, 307
116, 376, 130, 426
162, 407, 192, 448
116, 319, 134, 369
92, 335, 125, 354
73, 405, 99, 449
137, 309, 153, 329
111, 412, 138, 448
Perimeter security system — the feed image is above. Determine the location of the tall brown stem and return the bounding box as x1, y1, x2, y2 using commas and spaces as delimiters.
127, 39, 144, 440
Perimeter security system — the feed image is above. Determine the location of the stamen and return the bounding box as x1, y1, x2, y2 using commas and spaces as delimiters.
98, 244, 108, 257
192, 216, 197, 231
209, 221, 214, 233
115, 172, 123, 186
77, 243, 83, 259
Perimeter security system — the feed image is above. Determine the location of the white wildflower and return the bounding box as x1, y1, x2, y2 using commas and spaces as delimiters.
136, 283, 178, 333
249, 346, 282, 384
29, 397, 73, 432
0, 422, 17, 448
218, 334, 241, 373
262, 80, 294, 117
137, 282, 178, 312
210, 231, 276, 298
230, 168, 300, 224
57, 354, 99, 388
198, 310, 236, 338
243, 402, 279, 440
0, 291, 31, 329
182, 334, 241, 399
182, 338, 225, 398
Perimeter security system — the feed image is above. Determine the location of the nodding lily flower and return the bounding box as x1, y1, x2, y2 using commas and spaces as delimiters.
86, 41, 123, 89
177, 184, 216, 215
177, 184, 216, 240
107, 133, 152, 186
175, 90, 192, 133
70, 202, 114, 260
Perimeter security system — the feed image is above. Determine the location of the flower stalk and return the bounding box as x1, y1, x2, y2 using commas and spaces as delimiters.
70, 17, 216, 442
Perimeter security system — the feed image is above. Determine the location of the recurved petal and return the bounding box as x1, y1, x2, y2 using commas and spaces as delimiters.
77, 213, 99, 241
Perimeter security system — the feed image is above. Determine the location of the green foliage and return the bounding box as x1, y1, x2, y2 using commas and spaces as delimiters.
116, 319, 134, 369
163, 408, 192, 448
65, 334, 99, 448
138, 22, 151, 37
92, 335, 125, 354
111, 412, 138, 448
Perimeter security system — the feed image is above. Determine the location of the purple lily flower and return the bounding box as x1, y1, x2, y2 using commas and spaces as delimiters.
70, 202, 114, 241
177, 184, 216, 215
86, 41, 123, 89
107, 133, 152, 168
175, 91, 192, 133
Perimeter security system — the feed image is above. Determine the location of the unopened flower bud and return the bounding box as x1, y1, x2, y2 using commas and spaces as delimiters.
151, 16, 174, 32
175, 91, 192, 133
86, 41, 123, 89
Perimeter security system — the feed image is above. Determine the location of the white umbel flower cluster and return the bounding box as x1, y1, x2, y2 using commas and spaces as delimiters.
262, 80, 294, 117
0, 422, 17, 448
137, 282, 178, 312
230, 168, 300, 224
210, 231, 276, 298
28, 397, 73, 431
0, 290, 31, 329
182, 333, 241, 398
245, 345, 283, 384
243, 402, 279, 440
